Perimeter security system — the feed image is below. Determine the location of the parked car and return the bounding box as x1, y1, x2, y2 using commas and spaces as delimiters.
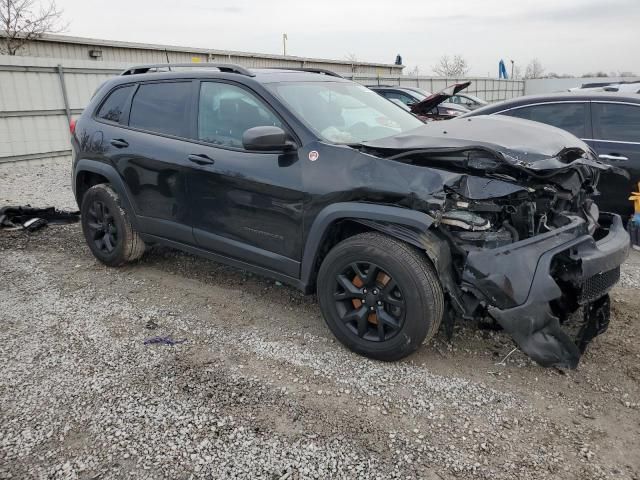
71, 64, 629, 368
464, 92, 640, 217
569, 81, 640, 94
448, 92, 488, 110
368, 84, 471, 120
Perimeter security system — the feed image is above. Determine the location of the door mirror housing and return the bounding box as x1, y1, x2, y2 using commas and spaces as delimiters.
242, 126, 295, 152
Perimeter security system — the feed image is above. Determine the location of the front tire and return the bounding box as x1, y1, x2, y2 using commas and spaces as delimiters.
80, 184, 145, 267
317, 232, 444, 361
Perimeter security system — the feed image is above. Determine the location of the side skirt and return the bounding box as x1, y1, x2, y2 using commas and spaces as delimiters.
139, 233, 307, 292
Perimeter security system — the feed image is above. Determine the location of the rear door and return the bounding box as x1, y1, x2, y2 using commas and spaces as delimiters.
116, 80, 195, 243
185, 80, 305, 278
589, 101, 640, 216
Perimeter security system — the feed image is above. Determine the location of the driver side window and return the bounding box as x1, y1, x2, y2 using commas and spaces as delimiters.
198, 82, 282, 149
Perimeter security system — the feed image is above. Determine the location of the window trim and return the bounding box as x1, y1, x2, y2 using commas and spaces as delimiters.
492, 100, 587, 115
193, 78, 300, 153
493, 100, 590, 139
93, 79, 196, 144
591, 101, 640, 144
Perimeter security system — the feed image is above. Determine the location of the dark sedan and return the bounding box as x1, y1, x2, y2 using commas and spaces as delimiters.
464, 93, 640, 217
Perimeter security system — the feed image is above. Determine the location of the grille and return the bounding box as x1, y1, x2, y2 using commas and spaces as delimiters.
578, 267, 620, 304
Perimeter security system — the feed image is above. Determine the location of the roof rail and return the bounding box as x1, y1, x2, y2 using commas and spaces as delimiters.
120, 63, 255, 77
271, 67, 343, 78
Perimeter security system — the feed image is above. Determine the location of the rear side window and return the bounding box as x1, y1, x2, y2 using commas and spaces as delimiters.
96, 85, 134, 124
593, 103, 640, 142
502, 102, 587, 138
129, 82, 191, 137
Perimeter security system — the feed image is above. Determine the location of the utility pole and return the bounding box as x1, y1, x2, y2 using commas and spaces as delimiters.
282, 33, 288, 56
510, 59, 515, 79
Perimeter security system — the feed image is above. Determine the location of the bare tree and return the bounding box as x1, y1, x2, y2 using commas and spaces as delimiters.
344, 52, 359, 74
432, 55, 470, 77
0, 0, 66, 56
524, 58, 545, 79
344, 52, 359, 63
513, 65, 523, 80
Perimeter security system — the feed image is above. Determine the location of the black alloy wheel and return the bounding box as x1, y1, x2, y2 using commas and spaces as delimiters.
333, 261, 405, 342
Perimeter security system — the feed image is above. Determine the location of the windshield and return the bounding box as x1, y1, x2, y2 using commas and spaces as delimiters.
266, 81, 424, 143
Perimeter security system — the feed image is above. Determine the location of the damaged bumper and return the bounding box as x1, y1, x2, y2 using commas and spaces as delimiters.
462, 213, 629, 368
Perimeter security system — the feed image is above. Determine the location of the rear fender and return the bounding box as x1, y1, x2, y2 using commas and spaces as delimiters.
74, 159, 139, 229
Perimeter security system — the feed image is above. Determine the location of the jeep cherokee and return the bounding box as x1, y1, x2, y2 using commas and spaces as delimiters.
71, 64, 630, 368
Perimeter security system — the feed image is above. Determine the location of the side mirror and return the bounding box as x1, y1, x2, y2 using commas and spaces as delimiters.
242, 126, 295, 152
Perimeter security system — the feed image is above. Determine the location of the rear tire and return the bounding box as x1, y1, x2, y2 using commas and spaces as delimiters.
80, 184, 145, 267
317, 232, 444, 361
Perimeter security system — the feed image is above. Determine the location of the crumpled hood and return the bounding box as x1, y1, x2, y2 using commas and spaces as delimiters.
362, 115, 621, 174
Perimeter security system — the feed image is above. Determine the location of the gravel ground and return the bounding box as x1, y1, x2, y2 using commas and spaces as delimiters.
1, 159, 639, 479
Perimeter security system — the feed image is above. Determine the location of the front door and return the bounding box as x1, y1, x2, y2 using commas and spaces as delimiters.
186, 81, 305, 278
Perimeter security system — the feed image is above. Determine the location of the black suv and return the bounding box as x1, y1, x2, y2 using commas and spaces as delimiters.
71, 64, 629, 368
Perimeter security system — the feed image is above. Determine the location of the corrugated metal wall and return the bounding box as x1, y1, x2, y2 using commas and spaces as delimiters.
0, 55, 524, 164
9, 34, 402, 76
0, 56, 123, 163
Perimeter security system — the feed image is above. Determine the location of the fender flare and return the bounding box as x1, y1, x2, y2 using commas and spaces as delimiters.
299, 202, 436, 289
74, 159, 139, 228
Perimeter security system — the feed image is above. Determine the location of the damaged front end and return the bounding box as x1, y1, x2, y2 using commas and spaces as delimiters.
362, 116, 630, 368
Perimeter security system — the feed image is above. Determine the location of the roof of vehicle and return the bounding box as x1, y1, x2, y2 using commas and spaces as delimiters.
466, 91, 640, 116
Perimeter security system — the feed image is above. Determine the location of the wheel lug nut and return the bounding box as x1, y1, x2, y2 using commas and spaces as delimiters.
377, 301, 382, 305
370, 307, 375, 311
373, 289, 378, 295
363, 289, 367, 294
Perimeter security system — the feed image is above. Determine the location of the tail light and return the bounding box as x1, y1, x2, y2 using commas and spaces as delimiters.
69, 118, 77, 135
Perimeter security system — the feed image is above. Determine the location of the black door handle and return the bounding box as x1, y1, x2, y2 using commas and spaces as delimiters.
110, 138, 129, 148
188, 154, 215, 165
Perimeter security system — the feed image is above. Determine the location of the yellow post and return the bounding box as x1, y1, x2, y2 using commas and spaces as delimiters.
630, 182, 640, 214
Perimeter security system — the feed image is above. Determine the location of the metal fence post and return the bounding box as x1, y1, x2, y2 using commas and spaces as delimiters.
56, 64, 71, 124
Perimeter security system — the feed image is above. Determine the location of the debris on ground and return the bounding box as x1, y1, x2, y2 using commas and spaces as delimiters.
0, 205, 79, 232
143, 336, 187, 346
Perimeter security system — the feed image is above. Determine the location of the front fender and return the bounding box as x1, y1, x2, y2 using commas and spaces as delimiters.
299, 202, 435, 289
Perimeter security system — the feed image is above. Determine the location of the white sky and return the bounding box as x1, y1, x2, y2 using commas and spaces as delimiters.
56, 0, 640, 76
